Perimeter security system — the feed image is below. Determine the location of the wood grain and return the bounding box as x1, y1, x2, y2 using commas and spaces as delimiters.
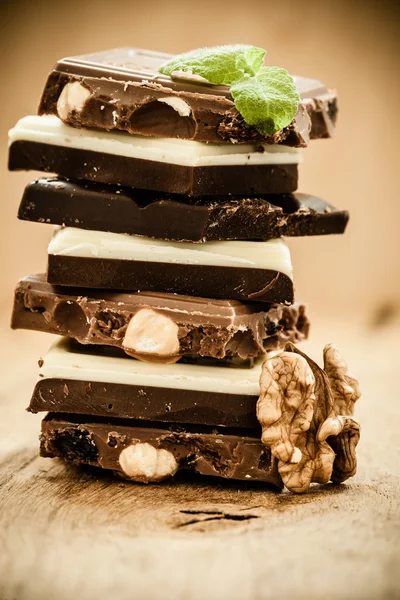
0, 309, 399, 600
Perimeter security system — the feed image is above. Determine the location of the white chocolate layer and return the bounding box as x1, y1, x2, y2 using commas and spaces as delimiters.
9, 115, 302, 167
39, 338, 264, 395
48, 227, 293, 277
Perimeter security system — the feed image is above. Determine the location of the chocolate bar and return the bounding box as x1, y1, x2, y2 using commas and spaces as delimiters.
47, 228, 294, 303
37, 47, 337, 146
8, 116, 299, 196
18, 178, 349, 242
29, 338, 266, 428
40, 413, 282, 486
12, 275, 309, 362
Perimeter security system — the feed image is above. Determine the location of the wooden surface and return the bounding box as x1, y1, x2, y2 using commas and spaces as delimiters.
0, 306, 399, 600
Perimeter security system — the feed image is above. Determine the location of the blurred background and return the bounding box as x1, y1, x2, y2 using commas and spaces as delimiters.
0, 0, 399, 329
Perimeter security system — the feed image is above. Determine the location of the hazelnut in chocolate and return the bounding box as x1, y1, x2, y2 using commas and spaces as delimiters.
13, 275, 309, 362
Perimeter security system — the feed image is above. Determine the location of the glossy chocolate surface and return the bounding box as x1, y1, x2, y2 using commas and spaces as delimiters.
40, 413, 283, 486
18, 178, 349, 241
8, 140, 298, 196
13, 274, 309, 361
47, 255, 295, 304
38, 47, 337, 146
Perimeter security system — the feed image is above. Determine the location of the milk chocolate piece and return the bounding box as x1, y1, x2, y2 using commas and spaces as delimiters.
18, 178, 349, 242
40, 413, 282, 487
9, 140, 298, 196
47, 256, 294, 303
12, 274, 309, 361
38, 47, 337, 146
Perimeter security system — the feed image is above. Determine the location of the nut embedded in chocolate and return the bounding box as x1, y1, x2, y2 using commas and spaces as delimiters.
37, 48, 337, 146
40, 413, 283, 487
122, 308, 180, 362
57, 81, 91, 121
12, 274, 308, 362
119, 443, 179, 482
157, 96, 192, 117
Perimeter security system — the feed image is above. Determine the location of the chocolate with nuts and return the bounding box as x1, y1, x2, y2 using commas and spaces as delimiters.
38, 47, 337, 146
40, 413, 282, 487
12, 274, 309, 362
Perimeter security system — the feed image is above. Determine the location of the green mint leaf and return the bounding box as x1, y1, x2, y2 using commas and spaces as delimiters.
159, 46, 300, 136
230, 67, 300, 136
234, 46, 266, 78
158, 45, 266, 86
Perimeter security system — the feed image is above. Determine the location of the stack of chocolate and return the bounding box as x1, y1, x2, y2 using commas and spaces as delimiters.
9, 48, 348, 488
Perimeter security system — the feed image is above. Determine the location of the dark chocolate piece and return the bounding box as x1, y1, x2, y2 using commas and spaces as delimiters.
47, 255, 294, 304
18, 178, 349, 242
8, 140, 298, 196
30, 378, 261, 428
38, 47, 337, 146
40, 413, 282, 487
12, 274, 309, 361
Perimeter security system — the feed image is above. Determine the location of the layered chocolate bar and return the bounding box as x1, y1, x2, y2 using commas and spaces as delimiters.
30, 338, 265, 427
8, 115, 300, 196
46, 228, 294, 303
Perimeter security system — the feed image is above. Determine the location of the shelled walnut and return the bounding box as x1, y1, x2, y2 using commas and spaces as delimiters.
257, 343, 361, 493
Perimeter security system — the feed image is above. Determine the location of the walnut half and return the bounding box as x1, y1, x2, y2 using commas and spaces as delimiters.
257, 343, 361, 493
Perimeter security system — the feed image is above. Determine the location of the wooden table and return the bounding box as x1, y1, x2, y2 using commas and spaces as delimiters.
0, 306, 399, 600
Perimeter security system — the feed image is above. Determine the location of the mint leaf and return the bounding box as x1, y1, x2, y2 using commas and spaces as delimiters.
230, 67, 300, 135
236, 46, 266, 77
158, 45, 300, 136
158, 45, 266, 86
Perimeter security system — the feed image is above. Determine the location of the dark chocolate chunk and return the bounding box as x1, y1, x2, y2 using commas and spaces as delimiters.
12, 274, 309, 361
43, 427, 99, 463
18, 178, 349, 241
8, 140, 298, 196
38, 47, 337, 146
30, 378, 261, 429
40, 413, 283, 487
46, 255, 295, 304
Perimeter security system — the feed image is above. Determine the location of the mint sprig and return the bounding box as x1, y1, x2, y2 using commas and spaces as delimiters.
158, 45, 299, 136
230, 66, 299, 136
158, 45, 266, 85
